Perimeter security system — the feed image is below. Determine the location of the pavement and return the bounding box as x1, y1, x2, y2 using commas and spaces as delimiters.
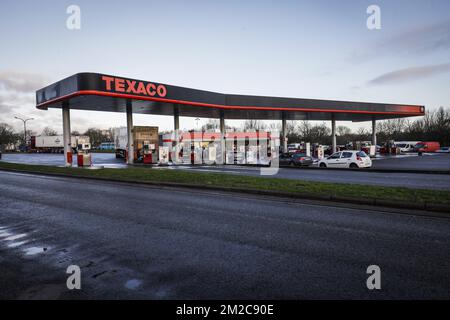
1, 170, 450, 299
2, 152, 450, 190
372, 152, 450, 170
0, 152, 127, 168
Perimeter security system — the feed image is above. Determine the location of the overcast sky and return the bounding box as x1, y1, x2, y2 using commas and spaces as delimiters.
1, 0, 450, 135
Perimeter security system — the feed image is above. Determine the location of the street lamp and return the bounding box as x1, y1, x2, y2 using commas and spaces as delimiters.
195, 118, 200, 131
14, 116, 34, 148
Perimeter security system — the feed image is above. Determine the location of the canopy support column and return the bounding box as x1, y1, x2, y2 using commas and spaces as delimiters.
126, 100, 134, 164
220, 110, 226, 164
62, 102, 72, 167
372, 118, 377, 147
174, 105, 180, 132
281, 112, 287, 153
173, 105, 180, 163
331, 114, 337, 154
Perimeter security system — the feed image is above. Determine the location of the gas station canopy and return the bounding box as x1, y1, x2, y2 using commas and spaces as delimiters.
36, 72, 425, 122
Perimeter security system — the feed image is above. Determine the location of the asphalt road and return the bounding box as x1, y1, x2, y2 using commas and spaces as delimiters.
1, 170, 450, 299
167, 164, 450, 190
372, 153, 450, 170
2, 153, 450, 190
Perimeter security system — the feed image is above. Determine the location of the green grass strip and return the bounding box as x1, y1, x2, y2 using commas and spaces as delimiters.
1, 161, 449, 206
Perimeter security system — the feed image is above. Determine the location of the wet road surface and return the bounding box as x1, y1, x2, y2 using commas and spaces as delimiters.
1, 170, 450, 299
1, 152, 126, 168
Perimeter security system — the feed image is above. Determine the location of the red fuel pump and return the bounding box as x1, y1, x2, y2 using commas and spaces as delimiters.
142, 141, 157, 164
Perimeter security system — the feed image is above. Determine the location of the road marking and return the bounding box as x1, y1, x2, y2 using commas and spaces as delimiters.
0, 230, 13, 238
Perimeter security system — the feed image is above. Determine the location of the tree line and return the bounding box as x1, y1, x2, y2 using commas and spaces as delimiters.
241, 107, 450, 146
0, 125, 115, 149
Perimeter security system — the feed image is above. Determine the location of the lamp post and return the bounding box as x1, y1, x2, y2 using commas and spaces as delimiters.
14, 116, 34, 149
195, 118, 200, 131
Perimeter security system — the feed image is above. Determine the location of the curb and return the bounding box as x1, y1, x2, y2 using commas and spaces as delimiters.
277, 165, 450, 175
0, 166, 449, 216
166, 163, 450, 175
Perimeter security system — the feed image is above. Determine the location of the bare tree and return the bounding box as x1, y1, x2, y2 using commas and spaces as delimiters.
337, 125, 351, 136
354, 127, 370, 141
202, 119, 219, 131
41, 126, 58, 136
84, 128, 108, 148
0, 123, 19, 149
244, 119, 267, 131
336, 125, 352, 144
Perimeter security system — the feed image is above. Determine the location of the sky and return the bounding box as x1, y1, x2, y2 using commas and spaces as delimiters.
1, 0, 450, 135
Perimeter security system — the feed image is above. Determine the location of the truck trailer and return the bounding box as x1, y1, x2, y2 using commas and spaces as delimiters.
31, 135, 91, 153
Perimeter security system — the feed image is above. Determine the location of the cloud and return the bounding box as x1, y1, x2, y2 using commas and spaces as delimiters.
368, 62, 450, 85
0, 70, 49, 93
0, 100, 14, 118
349, 19, 450, 62
0, 70, 50, 131
384, 19, 450, 54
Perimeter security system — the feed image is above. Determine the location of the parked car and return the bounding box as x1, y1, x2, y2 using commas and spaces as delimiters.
318, 150, 372, 168
279, 153, 313, 167
414, 141, 440, 153
436, 147, 450, 153
395, 142, 418, 153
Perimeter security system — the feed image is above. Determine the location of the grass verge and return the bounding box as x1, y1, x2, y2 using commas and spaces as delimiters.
1, 161, 450, 208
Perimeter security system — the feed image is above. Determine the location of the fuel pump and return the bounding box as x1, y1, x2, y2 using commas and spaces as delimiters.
159, 146, 169, 165
316, 145, 324, 160
143, 141, 157, 164
77, 140, 92, 167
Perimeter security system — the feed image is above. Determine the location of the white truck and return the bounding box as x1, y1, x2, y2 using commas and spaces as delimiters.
33, 135, 91, 153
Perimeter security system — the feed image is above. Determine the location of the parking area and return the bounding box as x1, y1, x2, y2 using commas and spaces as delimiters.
1, 152, 450, 190
0, 152, 127, 169
2, 151, 450, 170
372, 153, 450, 170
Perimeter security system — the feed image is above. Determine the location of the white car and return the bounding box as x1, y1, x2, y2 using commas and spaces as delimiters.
318, 150, 372, 168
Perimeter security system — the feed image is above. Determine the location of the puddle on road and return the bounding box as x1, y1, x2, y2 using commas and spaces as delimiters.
125, 279, 142, 290
8, 240, 29, 248
23, 246, 49, 256
4, 233, 27, 241
0, 225, 52, 259
0, 230, 13, 238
